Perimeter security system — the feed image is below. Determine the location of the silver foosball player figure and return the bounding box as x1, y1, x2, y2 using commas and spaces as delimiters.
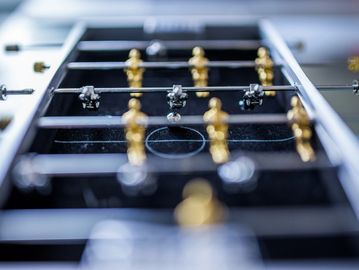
78, 86, 100, 110
189, 47, 210, 98
122, 98, 148, 166
204, 97, 230, 164
239, 84, 264, 110
124, 49, 145, 98
167, 85, 188, 122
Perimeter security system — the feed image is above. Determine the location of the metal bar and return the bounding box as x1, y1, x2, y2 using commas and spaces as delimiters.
7, 88, 35, 95
54, 85, 293, 94
66, 60, 353, 71
67, 60, 268, 70
75, 40, 328, 55
17, 152, 334, 177
54, 83, 356, 94
0, 86, 35, 101
77, 40, 262, 52
37, 114, 289, 129
260, 20, 359, 220
0, 207, 356, 243
4, 42, 63, 52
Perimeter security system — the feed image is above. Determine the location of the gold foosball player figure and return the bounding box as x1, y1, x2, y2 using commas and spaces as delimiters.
175, 179, 226, 227
124, 49, 145, 98
122, 98, 148, 166
189, 47, 210, 98
287, 96, 316, 162
255, 47, 276, 96
204, 97, 230, 164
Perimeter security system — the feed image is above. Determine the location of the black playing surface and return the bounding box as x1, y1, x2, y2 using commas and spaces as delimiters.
35, 90, 299, 155
21, 59, 330, 212
21, 39, 331, 211
40, 59, 299, 155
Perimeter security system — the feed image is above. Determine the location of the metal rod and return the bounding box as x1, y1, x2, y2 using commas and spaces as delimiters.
77, 40, 262, 52
16, 152, 334, 177
7, 89, 35, 95
66, 60, 351, 71
1, 207, 356, 243
67, 60, 268, 70
66, 60, 350, 72
0, 86, 35, 101
54, 83, 357, 94
75, 40, 315, 54
55, 85, 291, 94
4, 43, 63, 52
37, 114, 289, 129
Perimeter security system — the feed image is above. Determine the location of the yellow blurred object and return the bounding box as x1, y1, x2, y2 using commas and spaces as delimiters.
203, 97, 230, 164
189, 47, 210, 98
122, 98, 147, 165
255, 47, 276, 96
175, 179, 225, 227
124, 49, 145, 97
287, 96, 315, 162
33, 61, 49, 73
348, 56, 359, 72
0, 115, 12, 130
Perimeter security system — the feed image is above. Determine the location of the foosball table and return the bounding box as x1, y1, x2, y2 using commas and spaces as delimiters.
0, 18, 359, 269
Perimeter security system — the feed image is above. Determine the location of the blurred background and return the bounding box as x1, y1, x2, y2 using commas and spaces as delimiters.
0, 0, 358, 134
